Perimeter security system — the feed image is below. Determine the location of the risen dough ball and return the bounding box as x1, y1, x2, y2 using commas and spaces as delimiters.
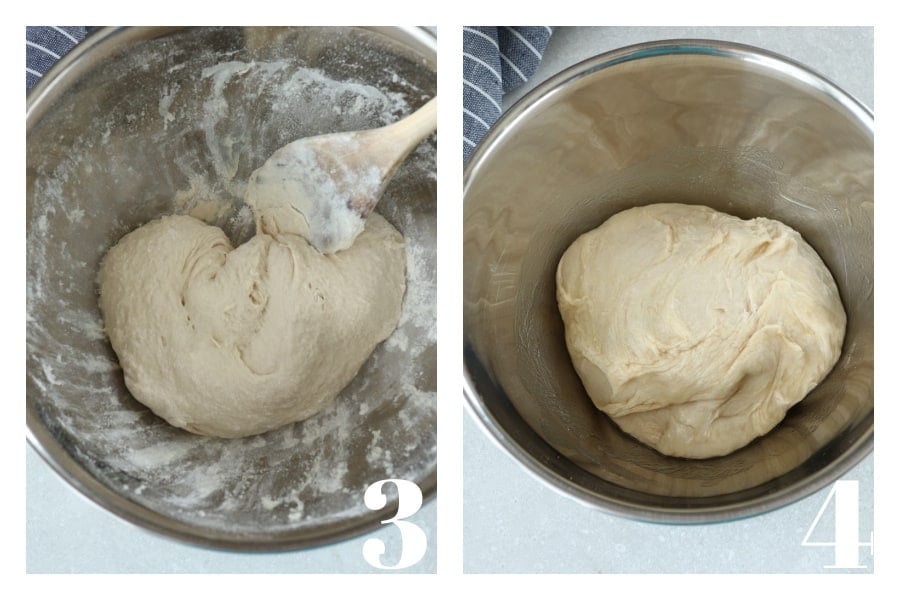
98, 213, 405, 438
556, 203, 845, 458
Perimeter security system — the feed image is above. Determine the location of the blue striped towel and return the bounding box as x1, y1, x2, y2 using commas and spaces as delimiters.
463, 26, 553, 162
26, 26, 93, 92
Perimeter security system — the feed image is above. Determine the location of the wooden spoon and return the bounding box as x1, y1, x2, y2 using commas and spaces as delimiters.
245, 97, 437, 254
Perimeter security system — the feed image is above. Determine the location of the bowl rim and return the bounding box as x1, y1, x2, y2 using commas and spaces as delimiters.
26, 25, 437, 553
462, 38, 874, 524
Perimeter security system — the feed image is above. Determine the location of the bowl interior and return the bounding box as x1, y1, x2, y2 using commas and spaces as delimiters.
463, 43, 873, 519
27, 26, 436, 548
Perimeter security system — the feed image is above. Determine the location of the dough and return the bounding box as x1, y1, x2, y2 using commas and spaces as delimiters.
244, 132, 373, 255
98, 212, 405, 438
556, 203, 845, 459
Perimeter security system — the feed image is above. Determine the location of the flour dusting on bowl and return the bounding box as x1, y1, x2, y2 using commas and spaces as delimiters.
27, 27, 436, 547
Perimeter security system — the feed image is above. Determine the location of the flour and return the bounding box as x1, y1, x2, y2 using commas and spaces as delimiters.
27, 28, 436, 539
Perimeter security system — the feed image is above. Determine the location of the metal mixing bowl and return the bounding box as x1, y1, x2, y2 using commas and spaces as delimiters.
463, 40, 873, 522
27, 26, 436, 550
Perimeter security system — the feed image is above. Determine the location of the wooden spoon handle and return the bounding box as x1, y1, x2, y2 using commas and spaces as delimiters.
375, 97, 438, 159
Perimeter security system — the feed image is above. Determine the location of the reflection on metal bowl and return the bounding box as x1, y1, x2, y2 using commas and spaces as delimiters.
464, 40, 872, 522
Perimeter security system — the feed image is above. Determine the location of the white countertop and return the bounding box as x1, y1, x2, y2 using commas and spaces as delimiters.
464, 26, 874, 574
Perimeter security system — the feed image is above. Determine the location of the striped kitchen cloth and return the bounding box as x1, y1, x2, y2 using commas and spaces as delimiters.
26, 26, 93, 92
463, 26, 553, 162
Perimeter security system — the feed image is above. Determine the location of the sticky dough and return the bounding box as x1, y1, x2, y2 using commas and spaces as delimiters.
556, 203, 846, 458
98, 212, 405, 438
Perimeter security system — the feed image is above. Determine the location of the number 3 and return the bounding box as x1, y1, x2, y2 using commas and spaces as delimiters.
362, 479, 427, 570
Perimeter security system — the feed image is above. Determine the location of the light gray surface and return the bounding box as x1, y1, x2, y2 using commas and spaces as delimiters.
464, 415, 873, 574
504, 27, 874, 111
27, 444, 437, 573
465, 26, 874, 574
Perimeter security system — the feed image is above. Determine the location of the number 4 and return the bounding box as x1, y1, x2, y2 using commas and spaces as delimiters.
802, 479, 874, 569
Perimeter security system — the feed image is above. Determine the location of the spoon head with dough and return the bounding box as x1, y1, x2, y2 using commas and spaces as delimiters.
245, 97, 437, 254
245, 131, 386, 254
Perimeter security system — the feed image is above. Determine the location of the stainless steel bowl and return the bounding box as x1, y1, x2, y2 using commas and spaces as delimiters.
463, 40, 873, 522
27, 26, 436, 550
